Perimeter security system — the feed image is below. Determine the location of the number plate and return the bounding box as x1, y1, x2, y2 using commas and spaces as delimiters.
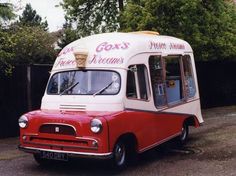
40, 151, 68, 161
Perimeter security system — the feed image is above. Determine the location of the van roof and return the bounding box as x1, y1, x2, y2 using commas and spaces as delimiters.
52, 32, 193, 71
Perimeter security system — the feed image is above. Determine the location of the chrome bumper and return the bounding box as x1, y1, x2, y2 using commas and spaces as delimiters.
18, 145, 113, 160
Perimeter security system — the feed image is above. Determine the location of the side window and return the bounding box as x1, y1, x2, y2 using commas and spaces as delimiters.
126, 64, 149, 100
165, 56, 183, 104
126, 68, 137, 98
182, 55, 196, 98
149, 56, 166, 106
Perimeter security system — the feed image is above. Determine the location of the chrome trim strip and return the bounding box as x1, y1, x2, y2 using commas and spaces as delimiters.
139, 132, 181, 153
23, 141, 98, 150
23, 133, 98, 142
18, 145, 113, 160
24, 133, 39, 136
24, 134, 98, 144
75, 137, 98, 143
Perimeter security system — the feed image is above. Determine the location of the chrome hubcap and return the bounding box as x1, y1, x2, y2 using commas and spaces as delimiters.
181, 127, 187, 141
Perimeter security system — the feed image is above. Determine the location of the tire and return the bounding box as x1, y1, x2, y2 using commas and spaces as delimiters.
112, 141, 127, 169
177, 123, 189, 145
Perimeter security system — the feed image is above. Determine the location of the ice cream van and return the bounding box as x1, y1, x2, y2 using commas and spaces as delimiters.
18, 31, 203, 168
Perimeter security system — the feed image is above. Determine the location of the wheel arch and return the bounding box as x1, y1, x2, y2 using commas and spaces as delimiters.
184, 115, 200, 127
113, 132, 138, 153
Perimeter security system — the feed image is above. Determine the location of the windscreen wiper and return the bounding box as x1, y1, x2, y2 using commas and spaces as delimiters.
60, 81, 79, 96
93, 81, 114, 97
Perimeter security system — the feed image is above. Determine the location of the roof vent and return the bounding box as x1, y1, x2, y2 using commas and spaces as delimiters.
130, 31, 159, 35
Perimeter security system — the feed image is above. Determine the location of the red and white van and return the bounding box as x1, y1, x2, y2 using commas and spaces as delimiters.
18, 31, 203, 168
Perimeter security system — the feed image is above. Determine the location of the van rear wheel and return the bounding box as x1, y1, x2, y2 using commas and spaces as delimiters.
178, 123, 189, 145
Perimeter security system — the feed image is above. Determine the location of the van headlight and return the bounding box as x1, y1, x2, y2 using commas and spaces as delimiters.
90, 119, 102, 133
18, 115, 28, 128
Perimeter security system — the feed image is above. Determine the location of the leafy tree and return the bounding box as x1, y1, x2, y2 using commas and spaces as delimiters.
59, 0, 127, 49
0, 3, 56, 75
61, 0, 125, 36
0, 25, 56, 75
0, 2, 15, 75
0, 29, 14, 75
0, 2, 15, 26
57, 22, 80, 49
18, 3, 48, 31
120, 0, 236, 61
9, 25, 56, 64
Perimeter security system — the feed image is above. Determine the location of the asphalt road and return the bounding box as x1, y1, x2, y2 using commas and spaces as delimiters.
0, 106, 235, 176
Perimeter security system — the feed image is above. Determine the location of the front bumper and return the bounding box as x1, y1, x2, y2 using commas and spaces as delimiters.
18, 145, 113, 160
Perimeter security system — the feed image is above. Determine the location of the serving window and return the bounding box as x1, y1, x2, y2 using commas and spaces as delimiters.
165, 56, 184, 104
149, 56, 166, 106
149, 55, 196, 108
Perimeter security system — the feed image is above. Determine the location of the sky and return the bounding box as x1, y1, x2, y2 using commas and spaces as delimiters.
7, 0, 66, 32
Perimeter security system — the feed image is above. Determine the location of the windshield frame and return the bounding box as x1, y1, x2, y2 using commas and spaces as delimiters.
46, 69, 122, 96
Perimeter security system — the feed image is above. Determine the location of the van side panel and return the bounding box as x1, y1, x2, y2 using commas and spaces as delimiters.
106, 110, 195, 153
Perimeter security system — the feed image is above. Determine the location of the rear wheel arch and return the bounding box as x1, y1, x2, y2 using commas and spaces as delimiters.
177, 115, 197, 145
184, 115, 199, 127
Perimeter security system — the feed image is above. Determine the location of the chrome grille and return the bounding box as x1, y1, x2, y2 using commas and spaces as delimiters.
39, 124, 76, 136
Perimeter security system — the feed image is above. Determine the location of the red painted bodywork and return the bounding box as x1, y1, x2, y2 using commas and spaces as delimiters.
19, 109, 199, 154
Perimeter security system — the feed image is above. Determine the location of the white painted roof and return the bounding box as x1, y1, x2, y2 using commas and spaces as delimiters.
52, 32, 192, 71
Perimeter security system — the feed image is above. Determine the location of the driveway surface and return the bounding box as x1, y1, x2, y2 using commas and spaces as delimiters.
0, 106, 235, 176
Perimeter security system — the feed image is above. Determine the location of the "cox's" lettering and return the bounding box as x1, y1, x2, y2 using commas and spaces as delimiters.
96, 42, 130, 52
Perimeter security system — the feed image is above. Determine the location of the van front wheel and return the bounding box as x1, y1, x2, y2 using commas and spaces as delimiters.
112, 141, 127, 169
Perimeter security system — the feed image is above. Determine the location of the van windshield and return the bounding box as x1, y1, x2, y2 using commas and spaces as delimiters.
47, 70, 121, 95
